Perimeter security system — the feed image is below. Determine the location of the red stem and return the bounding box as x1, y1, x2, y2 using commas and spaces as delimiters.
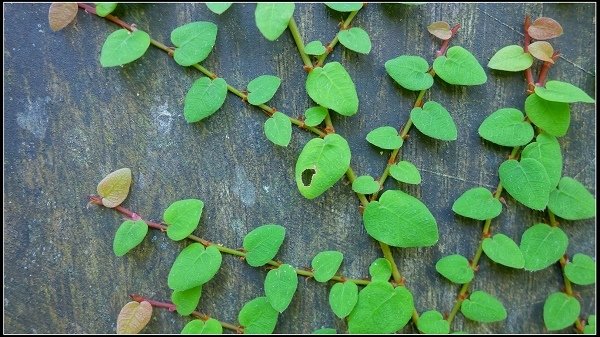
436, 24, 461, 57
78, 3, 134, 31
536, 52, 561, 86
88, 195, 167, 231
523, 15, 535, 93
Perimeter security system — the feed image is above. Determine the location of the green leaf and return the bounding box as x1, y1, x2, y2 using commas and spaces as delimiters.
338, 27, 372, 54
182, 318, 223, 334
482, 234, 525, 269
171, 22, 218, 66
487, 45, 534, 71
325, 3, 363, 11
535, 80, 595, 104
460, 291, 507, 323
100, 29, 151, 67
168, 244, 222, 291
206, 3, 232, 14
247, 75, 281, 106
525, 94, 570, 137
295, 134, 351, 199
520, 223, 568, 271
95, 3, 117, 17
433, 46, 487, 85
313, 328, 337, 334
369, 258, 392, 282
164, 199, 204, 241
306, 62, 359, 116
366, 126, 403, 150
385, 55, 434, 91
389, 161, 421, 185
363, 190, 439, 248
521, 132, 562, 190
435, 254, 474, 284
311, 251, 344, 282
183, 77, 228, 123
544, 292, 581, 331
265, 264, 298, 313
478, 108, 534, 147
410, 101, 458, 141
565, 253, 596, 285
347, 282, 414, 333
172, 286, 202, 316
352, 175, 380, 194
499, 158, 550, 210
238, 297, 279, 334
97, 168, 132, 208
452, 187, 502, 220
329, 281, 359, 319
243, 224, 286, 267
264, 112, 292, 147
417, 310, 450, 334
113, 220, 148, 257
548, 177, 596, 220
304, 41, 327, 56
303, 106, 328, 127
255, 3, 295, 41
584, 315, 596, 334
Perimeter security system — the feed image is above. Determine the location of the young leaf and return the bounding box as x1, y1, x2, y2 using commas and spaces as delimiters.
427, 21, 452, 40
433, 46, 487, 85
351, 175, 380, 194
243, 224, 286, 267
238, 297, 279, 334
306, 62, 359, 116
338, 27, 372, 54
295, 134, 351, 199
304, 41, 327, 56
478, 108, 534, 147
206, 3, 232, 15
184, 77, 228, 123
482, 234, 525, 269
535, 80, 595, 104
548, 177, 596, 220
435, 254, 474, 284
181, 318, 223, 334
172, 286, 202, 316
311, 251, 344, 282
255, 3, 295, 41
117, 301, 152, 334
303, 106, 328, 127
366, 126, 403, 150
521, 132, 562, 190
363, 190, 439, 248
487, 45, 534, 71
524, 93, 570, 137
385, 55, 434, 91
113, 220, 148, 257
168, 244, 222, 291
324, 3, 363, 12
520, 223, 568, 271
544, 292, 581, 331
410, 101, 458, 141
584, 315, 596, 334
499, 158, 550, 211
528, 41, 554, 63
97, 168, 132, 208
265, 264, 298, 313
389, 161, 421, 185
347, 282, 414, 333
528, 17, 563, 40
565, 253, 596, 286
171, 22, 218, 67
313, 328, 337, 334
369, 258, 392, 282
163, 199, 204, 241
417, 310, 450, 334
264, 112, 292, 147
460, 291, 507, 323
247, 75, 281, 105
452, 187, 502, 220
329, 282, 359, 319
95, 3, 117, 17
48, 2, 78, 32
100, 29, 150, 67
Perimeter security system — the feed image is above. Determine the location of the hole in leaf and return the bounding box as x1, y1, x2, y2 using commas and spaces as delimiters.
302, 168, 316, 186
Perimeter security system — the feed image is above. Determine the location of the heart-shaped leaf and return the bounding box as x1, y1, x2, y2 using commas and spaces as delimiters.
325, 3, 363, 12
410, 101, 457, 141
97, 168, 132, 208
363, 190, 439, 248
313, 328, 337, 334
544, 292, 580, 331
366, 126, 403, 150
163, 199, 204, 241
452, 187, 502, 220
385, 55, 434, 91
329, 281, 359, 319
206, 3, 232, 15
417, 310, 450, 334
521, 132, 562, 190
243, 224, 286, 267
305, 40, 327, 55
264, 111, 292, 147
113, 220, 148, 257
238, 297, 279, 334
265, 264, 298, 313
184, 77, 228, 123
168, 244, 222, 291
171, 22, 218, 66
389, 161, 421, 185
499, 158, 550, 210
520, 223, 568, 271
181, 318, 223, 334
433, 46, 487, 85
48, 3, 78, 32
100, 29, 151, 67
487, 45, 534, 71
548, 177, 596, 220
311, 251, 344, 282
95, 3, 117, 17
435, 254, 474, 284
306, 62, 359, 116
478, 108, 534, 147
352, 175, 380, 194
247, 75, 281, 105
427, 21, 452, 40
295, 134, 351, 199
482, 234, 525, 269
369, 258, 392, 282
460, 291, 507, 323
584, 315, 596, 334
528, 17, 563, 40
535, 80, 595, 104
303, 106, 328, 127
172, 286, 202, 316
565, 253, 596, 286
117, 301, 152, 334
338, 27, 372, 54
528, 41, 554, 63
524, 93, 570, 137
255, 3, 295, 41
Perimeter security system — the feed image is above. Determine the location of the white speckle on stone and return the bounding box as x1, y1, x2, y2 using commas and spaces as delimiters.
150, 101, 172, 134
232, 166, 256, 206
263, 185, 270, 193
17, 96, 50, 140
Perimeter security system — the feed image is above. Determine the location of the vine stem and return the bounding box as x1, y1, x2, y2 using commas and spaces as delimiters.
288, 17, 313, 71
315, 9, 361, 67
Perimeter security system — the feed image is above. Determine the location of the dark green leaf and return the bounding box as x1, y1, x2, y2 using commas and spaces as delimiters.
305, 41, 327, 56
520, 223, 568, 271
478, 108, 534, 147
452, 187, 502, 220
385, 55, 434, 91
206, 3, 232, 14
238, 297, 279, 334
181, 318, 223, 334
521, 132, 562, 190
171, 22, 218, 66
303, 106, 328, 127
352, 175, 380, 194
525, 94, 570, 137
243, 224, 286, 267
410, 101, 458, 141
369, 258, 392, 282
389, 161, 421, 185
535, 80, 595, 104
499, 158, 550, 211
548, 177, 596, 220
164, 199, 204, 241
435, 254, 474, 284
172, 286, 202, 316
565, 253, 596, 285
487, 45, 534, 71
366, 126, 403, 150
417, 310, 450, 334
247, 75, 281, 105
311, 251, 344, 282
460, 291, 507, 323
113, 220, 148, 257
433, 46, 487, 85
168, 244, 222, 291
325, 3, 363, 11
184, 77, 228, 123
544, 292, 581, 331
255, 3, 295, 41
329, 281, 359, 319
264, 112, 292, 147
100, 29, 151, 67
482, 234, 525, 269
95, 3, 117, 17
265, 264, 298, 313
306, 62, 359, 116
338, 27, 371, 54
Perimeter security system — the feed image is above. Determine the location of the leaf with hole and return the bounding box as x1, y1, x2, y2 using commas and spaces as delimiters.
584, 315, 596, 334
565, 253, 596, 286
483, 234, 525, 269
548, 177, 596, 221
478, 108, 533, 147
168, 244, 222, 291
117, 301, 152, 334
329, 281, 359, 319
369, 258, 392, 282
113, 220, 148, 257
255, 3, 295, 41
427, 21, 452, 40
366, 126, 403, 150
499, 158, 550, 210
247, 75, 281, 106
417, 310, 450, 334
544, 292, 581, 331
338, 27, 372, 54
206, 3, 232, 15
535, 80, 595, 104
452, 187, 502, 220
163, 199, 204, 241
243, 224, 286, 267
385, 55, 434, 91
238, 297, 279, 334
172, 286, 202, 316
305, 41, 327, 56
95, 3, 117, 17
521, 132, 562, 190
264, 112, 292, 147
528, 41, 554, 63
410, 101, 458, 141
528, 17, 563, 40
184, 77, 228, 123
389, 161, 421, 185
265, 264, 298, 313
520, 223, 568, 271
306, 62, 359, 116
435, 254, 474, 284
324, 3, 363, 11
304, 106, 328, 127
352, 175, 380, 194
97, 168, 132, 208
171, 22, 218, 66
311, 251, 344, 282
524, 94, 570, 137
460, 291, 507, 323
487, 45, 534, 72
181, 318, 222, 334
48, 3, 78, 32
295, 134, 351, 199
433, 46, 487, 85
363, 190, 439, 248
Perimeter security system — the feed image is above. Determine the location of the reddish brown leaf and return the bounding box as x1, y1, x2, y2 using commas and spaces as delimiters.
528, 17, 563, 40
48, 3, 78, 32
427, 21, 452, 40
116, 301, 152, 334
528, 41, 554, 63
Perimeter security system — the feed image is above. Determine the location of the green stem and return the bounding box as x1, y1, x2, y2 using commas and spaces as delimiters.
288, 17, 313, 70
345, 167, 369, 207
315, 10, 360, 67
324, 111, 335, 134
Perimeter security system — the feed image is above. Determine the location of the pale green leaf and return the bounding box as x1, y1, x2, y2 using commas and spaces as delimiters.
548, 177, 596, 220
520, 223, 568, 271
525, 93, 570, 137
182, 318, 223, 334
113, 220, 148, 257
168, 244, 222, 291
243, 224, 286, 267
206, 3, 232, 15
584, 315, 596, 334
100, 29, 151, 67
304, 41, 327, 56
264, 112, 292, 147
452, 187, 502, 220
95, 3, 117, 17
164, 199, 204, 241
247, 75, 281, 105
433, 46, 487, 85
329, 281, 359, 319
499, 158, 550, 211
369, 258, 392, 282
238, 297, 279, 334
482, 234, 525, 269
306, 62, 359, 116
303, 106, 328, 127
410, 101, 457, 141
265, 264, 298, 313
529, 41, 554, 63
313, 328, 337, 334
435, 254, 474, 284
183, 77, 228, 123
535, 80, 595, 104
478, 108, 534, 147
417, 310, 450, 334
325, 3, 363, 11
172, 286, 202, 316
565, 253, 596, 285
171, 22, 218, 66
544, 292, 581, 331
338, 27, 371, 54
366, 126, 403, 150
385, 55, 434, 91
487, 45, 534, 71
389, 161, 421, 185
97, 168, 132, 208
311, 251, 344, 282
521, 132, 562, 190
460, 291, 507, 323
255, 3, 295, 41
352, 175, 380, 194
